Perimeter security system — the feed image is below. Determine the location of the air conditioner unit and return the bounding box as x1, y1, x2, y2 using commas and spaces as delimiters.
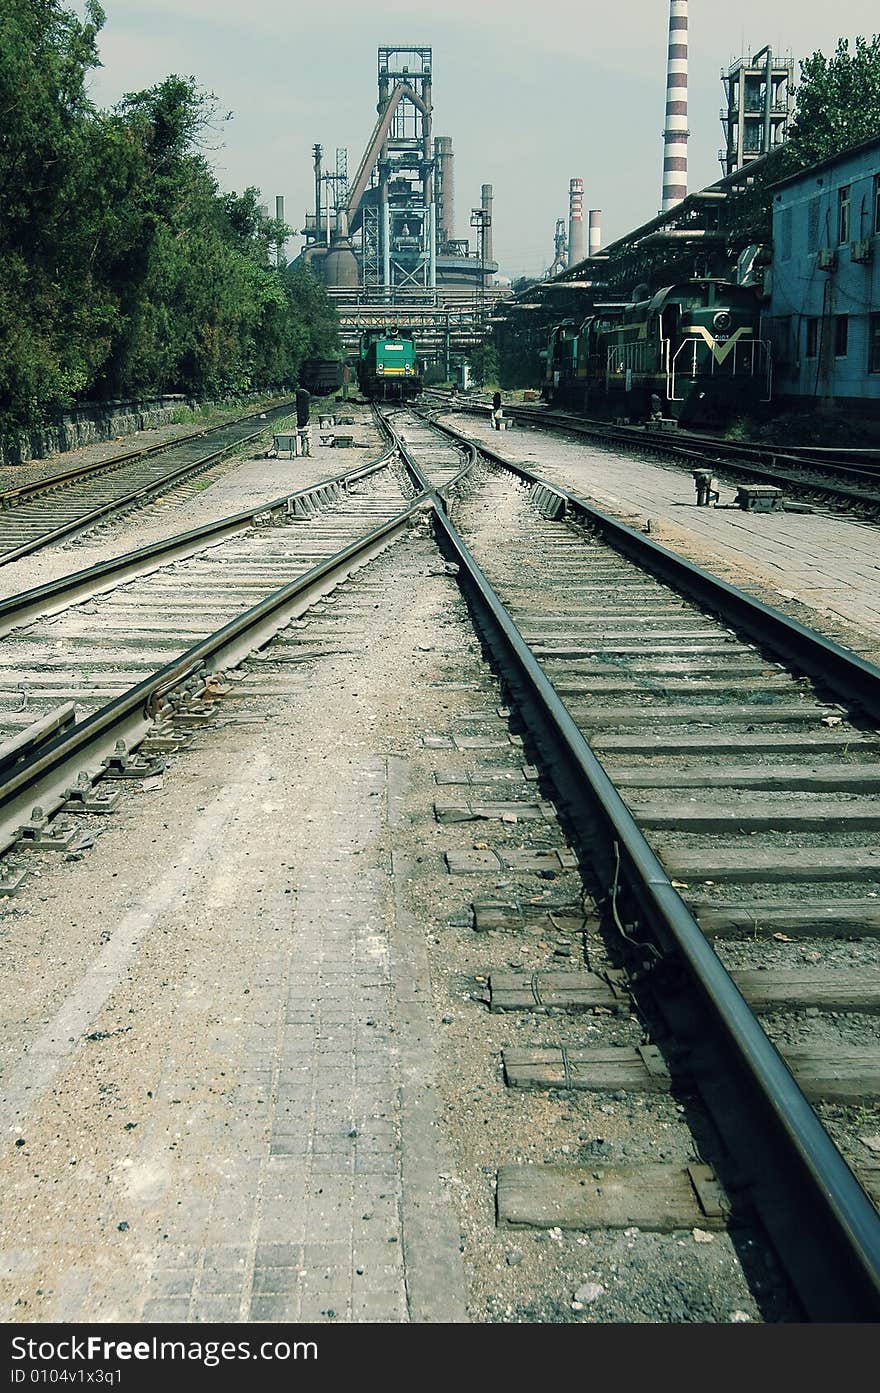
851, 238, 873, 264
817, 248, 836, 270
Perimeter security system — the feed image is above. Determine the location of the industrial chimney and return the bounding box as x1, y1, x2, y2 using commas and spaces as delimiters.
275, 195, 285, 268
588, 209, 602, 258
313, 144, 323, 237
481, 183, 494, 286
661, 0, 689, 212
567, 178, 585, 266
434, 136, 455, 246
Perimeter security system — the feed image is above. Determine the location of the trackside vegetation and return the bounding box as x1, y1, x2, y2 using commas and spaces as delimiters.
0, 1, 339, 451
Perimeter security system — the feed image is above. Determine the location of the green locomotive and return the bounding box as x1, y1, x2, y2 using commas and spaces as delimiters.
356, 327, 421, 401
543, 279, 771, 425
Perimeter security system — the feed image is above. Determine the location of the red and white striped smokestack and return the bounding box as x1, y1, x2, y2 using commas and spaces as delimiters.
567, 178, 584, 267
661, 0, 689, 212
588, 210, 602, 257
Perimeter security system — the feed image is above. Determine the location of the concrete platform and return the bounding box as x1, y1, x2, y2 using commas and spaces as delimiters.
445, 414, 880, 663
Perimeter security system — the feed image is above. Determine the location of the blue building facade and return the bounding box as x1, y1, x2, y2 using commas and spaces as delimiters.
768, 136, 880, 412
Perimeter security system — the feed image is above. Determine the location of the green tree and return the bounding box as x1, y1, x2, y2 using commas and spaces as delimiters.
0, 3, 339, 454
788, 35, 880, 167
285, 266, 340, 360
92, 77, 337, 398
0, 0, 109, 442
468, 343, 499, 387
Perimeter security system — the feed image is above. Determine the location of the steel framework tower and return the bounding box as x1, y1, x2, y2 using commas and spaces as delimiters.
720, 46, 794, 175
358, 46, 436, 296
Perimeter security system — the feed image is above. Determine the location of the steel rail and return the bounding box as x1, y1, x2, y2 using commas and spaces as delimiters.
0, 401, 299, 566
0, 498, 422, 859
532, 416, 880, 503
427, 414, 880, 721
372, 404, 476, 496
0, 450, 396, 639
382, 408, 880, 1319
426, 387, 880, 471
425, 391, 880, 506
369, 406, 426, 497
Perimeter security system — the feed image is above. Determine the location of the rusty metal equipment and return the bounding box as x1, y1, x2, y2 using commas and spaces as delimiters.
736, 483, 784, 511
721, 46, 794, 177
692, 469, 719, 506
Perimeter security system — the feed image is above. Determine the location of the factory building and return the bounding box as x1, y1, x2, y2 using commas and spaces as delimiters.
295, 45, 504, 358
492, 2, 878, 423
498, 12, 797, 384
768, 135, 880, 413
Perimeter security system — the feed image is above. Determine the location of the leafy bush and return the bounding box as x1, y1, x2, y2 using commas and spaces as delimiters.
0, 2, 338, 451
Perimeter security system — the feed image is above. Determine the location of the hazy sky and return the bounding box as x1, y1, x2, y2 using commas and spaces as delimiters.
72, 0, 879, 278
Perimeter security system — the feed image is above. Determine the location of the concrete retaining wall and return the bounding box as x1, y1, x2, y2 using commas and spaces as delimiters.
1, 396, 197, 466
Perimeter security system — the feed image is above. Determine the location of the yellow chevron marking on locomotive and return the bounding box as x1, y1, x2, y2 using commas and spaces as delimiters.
381, 367, 405, 375
684, 326, 751, 364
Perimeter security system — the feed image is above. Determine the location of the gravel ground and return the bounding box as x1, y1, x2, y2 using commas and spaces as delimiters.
0, 503, 793, 1321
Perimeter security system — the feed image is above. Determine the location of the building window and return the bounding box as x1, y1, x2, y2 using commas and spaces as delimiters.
869, 315, 880, 374
773, 316, 793, 366
838, 186, 851, 244
805, 318, 819, 357
779, 206, 792, 260
807, 197, 821, 251
834, 316, 848, 357
874, 175, 880, 236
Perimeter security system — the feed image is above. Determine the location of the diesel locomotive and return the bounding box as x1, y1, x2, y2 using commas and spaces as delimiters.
543, 279, 771, 425
356, 327, 422, 401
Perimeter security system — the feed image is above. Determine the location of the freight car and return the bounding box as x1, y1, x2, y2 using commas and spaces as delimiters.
298, 359, 344, 395
543, 279, 771, 426
356, 328, 422, 401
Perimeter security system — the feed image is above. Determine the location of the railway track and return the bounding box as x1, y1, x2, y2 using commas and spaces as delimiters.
374, 404, 880, 1319
3, 399, 880, 1319
0, 400, 297, 565
424, 390, 880, 515
0, 444, 423, 864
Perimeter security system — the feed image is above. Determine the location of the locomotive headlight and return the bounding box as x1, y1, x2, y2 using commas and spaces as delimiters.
377, 363, 385, 374
713, 310, 732, 332
404, 363, 411, 374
